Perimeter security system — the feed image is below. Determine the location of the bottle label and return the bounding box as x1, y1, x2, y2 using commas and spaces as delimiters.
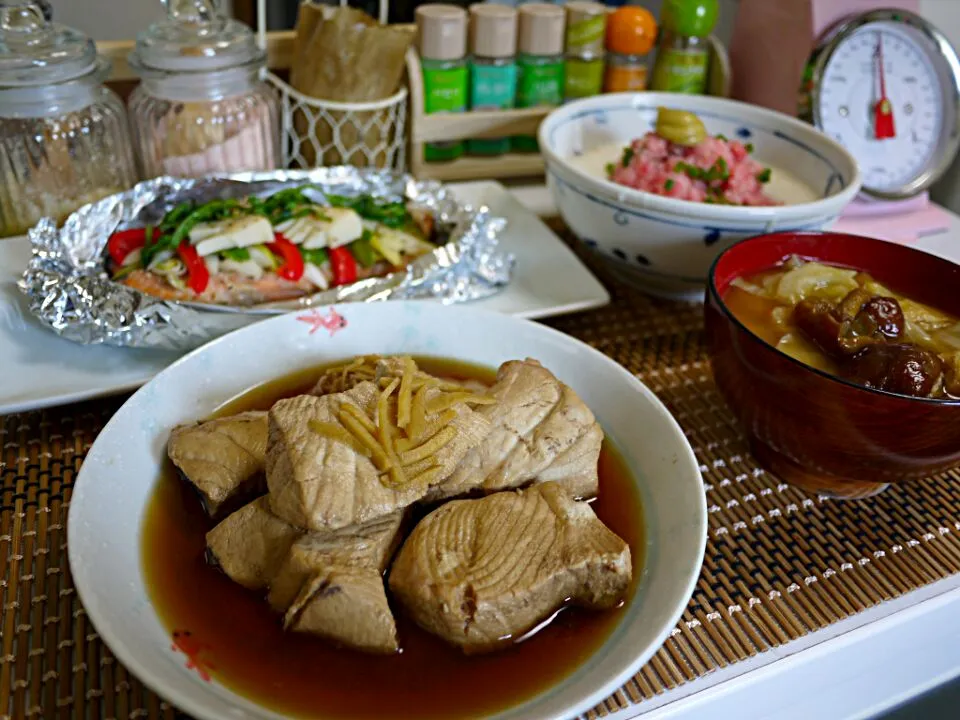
566, 16, 605, 51
423, 65, 468, 159
651, 48, 708, 94
423, 65, 468, 113
564, 58, 604, 101
469, 63, 518, 156
516, 60, 564, 108
470, 63, 518, 111
604, 64, 648, 93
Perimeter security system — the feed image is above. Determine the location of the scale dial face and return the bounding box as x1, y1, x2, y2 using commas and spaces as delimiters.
811, 10, 960, 199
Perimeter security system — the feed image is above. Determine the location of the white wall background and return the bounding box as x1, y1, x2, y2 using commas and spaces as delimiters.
44, 0, 960, 58
918, 0, 960, 210
44, 0, 960, 70
47, 0, 233, 41
920, 0, 960, 49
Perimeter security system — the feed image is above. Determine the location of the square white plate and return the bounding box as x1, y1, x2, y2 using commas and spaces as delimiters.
0, 181, 609, 415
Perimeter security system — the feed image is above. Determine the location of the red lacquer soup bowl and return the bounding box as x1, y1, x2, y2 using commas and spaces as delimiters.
705, 231, 960, 499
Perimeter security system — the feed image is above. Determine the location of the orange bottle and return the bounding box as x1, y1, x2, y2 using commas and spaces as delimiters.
603, 7, 657, 93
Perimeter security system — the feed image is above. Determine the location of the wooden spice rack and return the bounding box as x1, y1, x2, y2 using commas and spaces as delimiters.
405, 48, 551, 182
403, 37, 730, 182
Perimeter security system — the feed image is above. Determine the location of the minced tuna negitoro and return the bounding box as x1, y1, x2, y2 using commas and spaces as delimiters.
605, 108, 780, 207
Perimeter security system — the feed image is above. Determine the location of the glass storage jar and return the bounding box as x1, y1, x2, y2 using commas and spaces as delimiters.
127, 0, 280, 179
0, 0, 139, 238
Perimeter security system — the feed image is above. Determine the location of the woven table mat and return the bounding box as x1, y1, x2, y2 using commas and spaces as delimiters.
3, 228, 960, 720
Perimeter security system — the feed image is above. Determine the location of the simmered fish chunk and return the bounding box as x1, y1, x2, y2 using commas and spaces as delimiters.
428, 359, 603, 502
207, 499, 404, 653
267, 381, 490, 531
268, 512, 403, 612
389, 482, 631, 653
167, 411, 268, 515
273, 512, 403, 654
206, 496, 301, 590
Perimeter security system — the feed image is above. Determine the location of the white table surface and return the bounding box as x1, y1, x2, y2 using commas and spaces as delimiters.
508, 182, 960, 720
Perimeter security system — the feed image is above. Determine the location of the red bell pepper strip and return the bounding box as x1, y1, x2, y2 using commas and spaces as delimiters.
108, 227, 150, 265
176, 241, 210, 294
268, 233, 305, 282
329, 246, 357, 286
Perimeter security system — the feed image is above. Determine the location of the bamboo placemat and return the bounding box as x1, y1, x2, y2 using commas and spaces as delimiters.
3, 230, 960, 720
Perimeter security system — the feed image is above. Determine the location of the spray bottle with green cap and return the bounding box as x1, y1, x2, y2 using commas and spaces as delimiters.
650, 0, 719, 95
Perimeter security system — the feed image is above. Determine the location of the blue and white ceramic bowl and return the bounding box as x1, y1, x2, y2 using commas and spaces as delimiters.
539, 93, 862, 300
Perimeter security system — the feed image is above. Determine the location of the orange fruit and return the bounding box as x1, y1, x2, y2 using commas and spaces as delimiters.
606, 6, 658, 56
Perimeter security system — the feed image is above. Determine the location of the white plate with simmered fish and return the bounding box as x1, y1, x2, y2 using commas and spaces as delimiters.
67, 302, 706, 720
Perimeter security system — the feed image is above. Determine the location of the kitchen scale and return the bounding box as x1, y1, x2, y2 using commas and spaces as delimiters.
732, 1, 960, 240
801, 7, 960, 204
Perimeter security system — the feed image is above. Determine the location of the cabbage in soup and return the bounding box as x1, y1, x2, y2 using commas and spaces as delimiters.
724, 257, 960, 399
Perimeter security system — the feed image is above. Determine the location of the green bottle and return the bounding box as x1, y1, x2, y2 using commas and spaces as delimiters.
650, 0, 719, 95
563, 1, 607, 103
468, 4, 518, 156
513, 3, 566, 153
416, 5, 469, 162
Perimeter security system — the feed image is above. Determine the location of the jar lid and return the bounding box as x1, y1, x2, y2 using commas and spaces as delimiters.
130, 0, 265, 74
518, 3, 565, 57
416, 4, 467, 62
469, 4, 516, 59
565, 1, 606, 54
606, 6, 656, 55
660, 0, 718, 38
0, 1, 98, 87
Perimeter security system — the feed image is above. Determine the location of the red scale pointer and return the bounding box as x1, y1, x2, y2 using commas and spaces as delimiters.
874, 32, 896, 139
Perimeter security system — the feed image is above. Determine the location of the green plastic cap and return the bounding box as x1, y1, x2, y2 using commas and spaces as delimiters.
661, 0, 719, 37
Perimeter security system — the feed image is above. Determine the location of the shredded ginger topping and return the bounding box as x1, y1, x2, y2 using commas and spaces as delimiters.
309, 356, 494, 489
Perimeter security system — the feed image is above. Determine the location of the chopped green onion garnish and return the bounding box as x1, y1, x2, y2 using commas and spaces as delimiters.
326, 194, 411, 229
675, 162, 701, 179
220, 247, 251, 261
301, 247, 329, 266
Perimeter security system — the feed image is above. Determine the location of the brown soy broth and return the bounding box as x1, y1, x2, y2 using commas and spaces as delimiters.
142, 356, 645, 719
721, 279, 841, 369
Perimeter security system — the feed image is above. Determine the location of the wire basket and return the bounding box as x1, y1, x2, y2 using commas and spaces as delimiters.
257, 0, 407, 172
265, 72, 408, 171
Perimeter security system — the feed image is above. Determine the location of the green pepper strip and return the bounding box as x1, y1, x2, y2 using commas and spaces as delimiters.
350, 231, 377, 268
143, 199, 243, 267
326, 194, 411, 229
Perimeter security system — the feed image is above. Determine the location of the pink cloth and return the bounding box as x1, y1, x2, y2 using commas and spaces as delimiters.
833, 198, 951, 244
